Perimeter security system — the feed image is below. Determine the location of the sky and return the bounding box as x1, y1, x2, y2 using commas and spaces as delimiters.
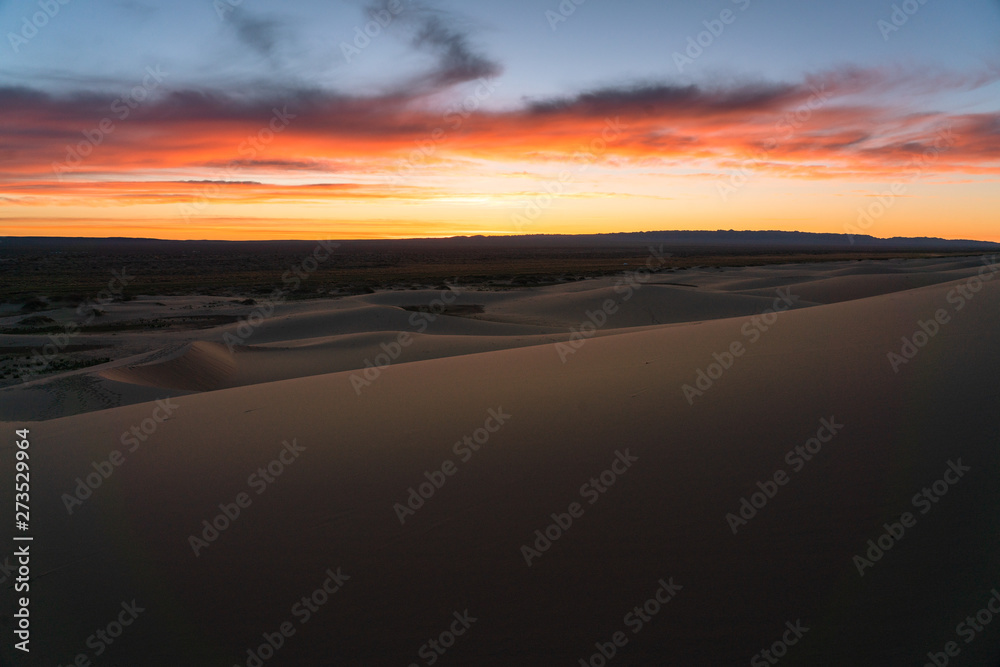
1, 0, 999, 240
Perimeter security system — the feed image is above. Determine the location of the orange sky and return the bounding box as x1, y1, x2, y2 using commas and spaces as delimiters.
3, 67, 999, 241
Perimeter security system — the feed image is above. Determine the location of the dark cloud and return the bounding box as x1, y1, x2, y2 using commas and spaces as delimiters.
364, 0, 503, 93
178, 180, 262, 185
0, 86, 52, 107
0, 71, 944, 134
408, 12, 502, 88
525, 81, 801, 117
226, 12, 285, 60
200, 158, 338, 171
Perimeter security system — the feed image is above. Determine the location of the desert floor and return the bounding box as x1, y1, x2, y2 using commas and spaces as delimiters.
2, 255, 999, 665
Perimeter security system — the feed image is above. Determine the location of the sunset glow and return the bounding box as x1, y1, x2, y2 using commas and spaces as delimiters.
3, 0, 999, 240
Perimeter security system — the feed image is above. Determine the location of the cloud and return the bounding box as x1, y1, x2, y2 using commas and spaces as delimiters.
363, 0, 503, 93
226, 11, 285, 61
0, 179, 442, 208
525, 81, 801, 118
2, 65, 999, 203
199, 158, 341, 171
179, 180, 263, 185
407, 11, 502, 88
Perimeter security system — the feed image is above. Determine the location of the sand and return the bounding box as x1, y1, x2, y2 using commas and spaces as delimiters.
2, 256, 999, 665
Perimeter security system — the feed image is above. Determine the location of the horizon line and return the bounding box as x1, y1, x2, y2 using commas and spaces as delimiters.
2, 229, 1000, 245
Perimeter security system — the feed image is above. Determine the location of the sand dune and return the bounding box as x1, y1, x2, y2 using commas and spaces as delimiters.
471, 282, 814, 328
99, 333, 570, 393
2, 256, 996, 421
227, 302, 564, 345
100, 341, 238, 391
3, 257, 1000, 665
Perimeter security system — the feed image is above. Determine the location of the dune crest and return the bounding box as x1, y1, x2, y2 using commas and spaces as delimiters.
99, 340, 238, 391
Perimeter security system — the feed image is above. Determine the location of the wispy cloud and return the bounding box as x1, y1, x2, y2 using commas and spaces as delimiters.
362, 0, 503, 94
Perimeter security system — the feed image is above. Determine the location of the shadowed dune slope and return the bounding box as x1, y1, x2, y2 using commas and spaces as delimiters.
5, 272, 1000, 665
99, 341, 238, 391
97, 332, 569, 392
475, 282, 814, 328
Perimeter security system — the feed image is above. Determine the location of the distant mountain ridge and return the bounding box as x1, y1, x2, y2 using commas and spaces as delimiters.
1, 230, 998, 254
